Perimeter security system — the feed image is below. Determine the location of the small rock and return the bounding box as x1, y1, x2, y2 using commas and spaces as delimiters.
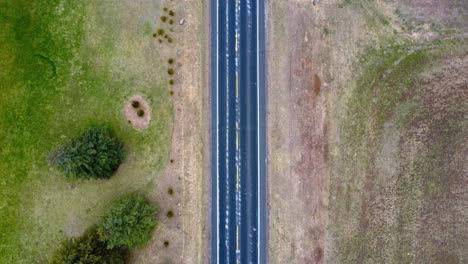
177, 202, 181, 207
179, 19, 185, 25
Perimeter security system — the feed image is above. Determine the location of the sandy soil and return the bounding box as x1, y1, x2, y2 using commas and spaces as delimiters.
129, 0, 208, 263
268, 0, 467, 263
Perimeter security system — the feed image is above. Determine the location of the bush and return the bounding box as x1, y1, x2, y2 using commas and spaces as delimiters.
131, 101, 140, 108
98, 193, 157, 249
48, 127, 125, 179
137, 109, 145, 117
50, 228, 124, 264
166, 211, 174, 218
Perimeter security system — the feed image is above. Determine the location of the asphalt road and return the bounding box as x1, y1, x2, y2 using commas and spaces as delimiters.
210, 0, 267, 263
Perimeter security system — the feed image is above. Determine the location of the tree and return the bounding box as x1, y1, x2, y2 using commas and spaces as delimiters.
98, 193, 158, 249
48, 127, 125, 179
50, 228, 124, 264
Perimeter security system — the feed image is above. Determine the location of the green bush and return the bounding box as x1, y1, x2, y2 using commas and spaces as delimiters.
98, 193, 158, 249
131, 101, 140, 108
48, 127, 125, 179
137, 109, 145, 117
50, 228, 124, 264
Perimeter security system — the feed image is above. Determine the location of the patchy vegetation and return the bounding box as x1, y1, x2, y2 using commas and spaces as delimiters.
329, 39, 468, 263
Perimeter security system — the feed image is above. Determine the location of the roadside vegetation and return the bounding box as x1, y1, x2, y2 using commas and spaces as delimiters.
51, 193, 157, 263
0, 0, 173, 262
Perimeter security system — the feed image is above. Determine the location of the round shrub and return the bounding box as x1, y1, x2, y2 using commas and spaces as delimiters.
137, 109, 145, 117
168, 58, 174, 64
167, 68, 174, 75
160, 16, 167, 22
48, 127, 125, 179
167, 188, 174, 195
166, 211, 174, 218
169, 79, 175, 85
157, 28, 165, 35
50, 228, 124, 264
131, 100, 140, 108
169, 10, 175, 16
98, 193, 158, 249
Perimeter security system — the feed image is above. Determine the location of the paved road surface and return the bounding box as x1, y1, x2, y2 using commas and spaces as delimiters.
210, 0, 267, 263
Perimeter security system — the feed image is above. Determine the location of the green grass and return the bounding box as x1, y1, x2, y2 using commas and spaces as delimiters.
0, 0, 171, 262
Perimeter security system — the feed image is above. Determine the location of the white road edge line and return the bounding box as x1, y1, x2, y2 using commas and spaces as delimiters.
215, 0, 220, 262
256, 0, 261, 263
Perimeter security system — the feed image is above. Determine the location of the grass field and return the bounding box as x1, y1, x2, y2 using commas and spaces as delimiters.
328, 39, 468, 263
0, 0, 172, 262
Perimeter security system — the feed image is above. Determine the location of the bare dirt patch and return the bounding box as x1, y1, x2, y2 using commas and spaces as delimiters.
125, 95, 152, 129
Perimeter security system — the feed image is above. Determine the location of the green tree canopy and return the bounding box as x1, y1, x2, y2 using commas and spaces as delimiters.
98, 193, 158, 249
50, 228, 124, 264
49, 127, 125, 179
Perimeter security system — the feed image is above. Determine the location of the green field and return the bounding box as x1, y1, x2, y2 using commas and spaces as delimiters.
0, 0, 172, 262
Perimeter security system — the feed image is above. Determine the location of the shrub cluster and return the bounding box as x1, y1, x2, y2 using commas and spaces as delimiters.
50, 228, 124, 264
51, 193, 157, 263
48, 127, 125, 179
98, 193, 158, 249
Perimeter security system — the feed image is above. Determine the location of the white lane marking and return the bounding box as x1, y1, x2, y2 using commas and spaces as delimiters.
215, 0, 220, 262
256, 0, 261, 263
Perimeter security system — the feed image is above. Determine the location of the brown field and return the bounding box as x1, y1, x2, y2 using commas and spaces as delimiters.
267, 0, 468, 263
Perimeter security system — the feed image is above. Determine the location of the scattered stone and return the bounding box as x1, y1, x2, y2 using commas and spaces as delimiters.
179, 19, 185, 25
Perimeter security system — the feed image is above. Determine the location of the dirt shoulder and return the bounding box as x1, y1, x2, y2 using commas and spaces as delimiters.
129, 1, 208, 263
